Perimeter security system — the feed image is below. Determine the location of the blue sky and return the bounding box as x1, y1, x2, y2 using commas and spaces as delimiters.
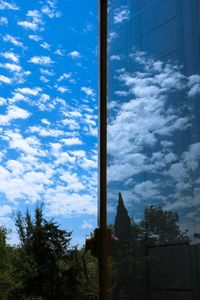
0, 0, 98, 246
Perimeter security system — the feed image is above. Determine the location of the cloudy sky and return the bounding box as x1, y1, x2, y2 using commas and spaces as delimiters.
0, 0, 99, 245
1, 0, 200, 245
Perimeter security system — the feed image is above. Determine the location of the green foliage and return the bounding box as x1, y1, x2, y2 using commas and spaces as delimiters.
13, 205, 86, 300
77, 248, 98, 300
0, 205, 98, 300
142, 205, 189, 244
0, 228, 24, 300
0, 197, 190, 300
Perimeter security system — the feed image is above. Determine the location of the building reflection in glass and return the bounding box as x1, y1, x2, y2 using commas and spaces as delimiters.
107, 1, 200, 299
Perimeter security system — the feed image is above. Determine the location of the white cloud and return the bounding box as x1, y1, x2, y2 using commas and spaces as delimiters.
6, 106, 30, 121
108, 162, 140, 182
40, 76, 49, 83
69, 114, 82, 125
164, 164, 200, 212
84, 124, 98, 137
134, 180, 160, 200
57, 86, 70, 93
50, 143, 75, 165
0, 0, 19, 10
183, 143, 200, 171
68, 50, 81, 59
45, 188, 97, 217
41, 4, 61, 18
0, 74, 11, 83
50, 142, 61, 154
188, 84, 200, 98
33, 93, 68, 112
6, 159, 24, 175
83, 113, 97, 126
107, 51, 197, 188
60, 171, 84, 191
0, 163, 52, 202
1, 52, 19, 63
18, 21, 38, 31
6, 131, 43, 156
81, 86, 95, 97
57, 73, 71, 82
62, 118, 80, 130
70, 150, 86, 158
0, 105, 30, 125
55, 49, 65, 56
26, 9, 43, 24
79, 157, 97, 170
61, 137, 82, 146
40, 68, 54, 76
115, 90, 129, 97
0, 62, 22, 72
111, 54, 121, 61
0, 16, 8, 25
40, 93, 50, 102
188, 74, 200, 87
29, 126, 65, 137
36, 94, 62, 111
41, 118, 51, 125
18, 10, 43, 33
80, 220, 94, 230
3, 34, 24, 47
29, 56, 53, 65
17, 87, 41, 96
188, 75, 200, 97
9, 92, 26, 103
108, 31, 118, 43
40, 42, 51, 50
0, 97, 6, 105
28, 34, 42, 41
114, 6, 130, 24
0, 205, 12, 216
167, 143, 200, 191
27, 9, 41, 18
106, 50, 200, 225
67, 110, 82, 118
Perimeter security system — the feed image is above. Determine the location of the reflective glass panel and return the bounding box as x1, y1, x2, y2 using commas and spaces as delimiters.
107, 1, 200, 299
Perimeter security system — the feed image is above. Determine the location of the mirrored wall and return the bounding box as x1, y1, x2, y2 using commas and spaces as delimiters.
107, 1, 200, 299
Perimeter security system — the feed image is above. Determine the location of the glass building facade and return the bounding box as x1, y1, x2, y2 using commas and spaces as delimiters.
107, 1, 200, 299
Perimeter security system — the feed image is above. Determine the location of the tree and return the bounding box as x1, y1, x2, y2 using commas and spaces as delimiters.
0, 205, 100, 300
114, 192, 131, 241
142, 205, 189, 245
14, 205, 83, 300
112, 195, 190, 300
0, 227, 9, 298
0, 227, 24, 300
113, 193, 144, 300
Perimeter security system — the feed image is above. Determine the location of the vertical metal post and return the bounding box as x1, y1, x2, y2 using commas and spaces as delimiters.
85, 2, 111, 299
99, 0, 107, 229
98, 0, 112, 299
